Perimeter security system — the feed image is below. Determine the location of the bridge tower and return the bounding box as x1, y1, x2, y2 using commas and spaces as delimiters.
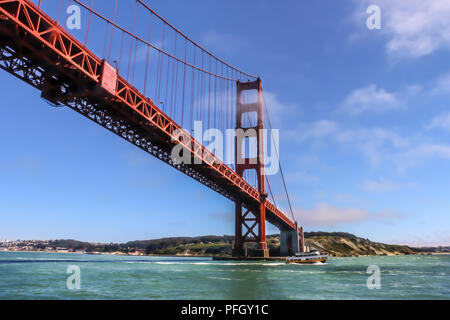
233, 78, 269, 258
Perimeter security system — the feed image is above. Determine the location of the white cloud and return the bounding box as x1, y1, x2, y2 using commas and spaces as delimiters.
388, 229, 450, 246
291, 119, 409, 165
291, 116, 450, 170
355, 0, 450, 58
336, 127, 408, 148
297, 120, 338, 141
263, 91, 300, 126
426, 112, 450, 132
396, 144, 450, 169
294, 203, 400, 227
338, 131, 450, 170
294, 120, 407, 148
341, 85, 403, 116
341, 127, 408, 165
410, 144, 450, 158
362, 178, 398, 192
333, 125, 408, 166
431, 72, 450, 95
361, 177, 417, 192
405, 84, 422, 96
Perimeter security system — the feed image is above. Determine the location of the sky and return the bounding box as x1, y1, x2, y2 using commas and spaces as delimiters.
1, 0, 449, 246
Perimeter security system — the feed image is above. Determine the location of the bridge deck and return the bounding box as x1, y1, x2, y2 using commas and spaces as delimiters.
0, 0, 296, 231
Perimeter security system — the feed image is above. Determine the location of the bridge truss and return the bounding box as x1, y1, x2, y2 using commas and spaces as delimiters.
0, 0, 302, 257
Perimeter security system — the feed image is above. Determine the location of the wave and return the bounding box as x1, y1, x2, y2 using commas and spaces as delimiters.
0, 259, 94, 264
153, 261, 290, 266
207, 276, 242, 281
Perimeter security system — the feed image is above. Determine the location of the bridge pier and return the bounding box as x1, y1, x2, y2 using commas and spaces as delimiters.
232, 200, 244, 257
255, 197, 269, 257
232, 199, 269, 258
280, 229, 298, 256
280, 226, 304, 256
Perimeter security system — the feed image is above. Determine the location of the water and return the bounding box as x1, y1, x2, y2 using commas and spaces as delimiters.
0, 252, 448, 299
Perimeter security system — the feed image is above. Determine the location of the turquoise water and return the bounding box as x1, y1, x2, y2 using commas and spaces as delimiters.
0, 252, 448, 299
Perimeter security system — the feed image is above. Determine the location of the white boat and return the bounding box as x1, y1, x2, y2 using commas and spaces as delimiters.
286, 250, 328, 264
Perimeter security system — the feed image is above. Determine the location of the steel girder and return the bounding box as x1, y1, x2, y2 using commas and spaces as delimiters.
0, 0, 296, 232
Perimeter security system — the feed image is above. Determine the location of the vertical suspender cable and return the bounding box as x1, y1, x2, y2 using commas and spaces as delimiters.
107, 0, 119, 62
181, 39, 187, 127
57, 0, 63, 25
262, 90, 296, 224
84, 0, 94, 46
143, 13, 153, 96
118, 30, 125, 73
190, 47, 196, 133
127, 1, 138, 81
157, 23, 166, 110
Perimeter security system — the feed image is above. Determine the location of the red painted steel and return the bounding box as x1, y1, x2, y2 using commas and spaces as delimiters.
234, 79, 269, 257
0, 0, 297, 238
100, 60, 117, 95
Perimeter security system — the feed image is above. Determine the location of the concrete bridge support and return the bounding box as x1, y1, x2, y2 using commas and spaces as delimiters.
280, 226, 304, 256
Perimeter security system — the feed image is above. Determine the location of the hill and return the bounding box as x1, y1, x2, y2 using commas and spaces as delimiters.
23, 232, 423, 257
301, 232, 415, 257
121, 232, 416, 257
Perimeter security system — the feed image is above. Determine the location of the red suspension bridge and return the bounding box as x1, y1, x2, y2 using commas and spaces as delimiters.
0, 0, 303, 257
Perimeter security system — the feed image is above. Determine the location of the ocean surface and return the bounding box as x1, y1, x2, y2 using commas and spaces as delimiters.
0, 252, 448, 299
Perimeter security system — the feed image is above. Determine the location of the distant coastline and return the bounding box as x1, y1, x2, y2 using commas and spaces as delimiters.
1, 232, 448, 258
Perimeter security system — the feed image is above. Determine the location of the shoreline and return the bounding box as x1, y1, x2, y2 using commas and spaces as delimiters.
1, 250, 449, 258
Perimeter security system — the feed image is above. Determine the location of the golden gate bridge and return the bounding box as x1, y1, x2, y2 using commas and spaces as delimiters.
0, 0, 303, 258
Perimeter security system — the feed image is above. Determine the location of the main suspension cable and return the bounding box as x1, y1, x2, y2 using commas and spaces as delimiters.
73, 0, 255, 82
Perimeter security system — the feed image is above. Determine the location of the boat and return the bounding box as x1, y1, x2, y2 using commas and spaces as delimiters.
286, 250, 328, 264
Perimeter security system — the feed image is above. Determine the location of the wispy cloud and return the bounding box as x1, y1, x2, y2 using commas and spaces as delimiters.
426, 112, 450, 132
361, 177, 398, 192
289, 117, 450, 170
296, 120, 338, 141
361, 177, 417, 193
388, 229, 450, 247
353, 0, 450, 58
338, 127, 409, 166
263, 91, 300, 126
340, 84, 403, 116
336, 127, 408, 148
431, 72, 450, 95
291, 120, 409, 166
294, 203, 401, 227
395, 144, 450, 169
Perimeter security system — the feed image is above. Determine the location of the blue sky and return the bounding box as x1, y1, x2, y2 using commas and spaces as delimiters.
1, 0, 450, 246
